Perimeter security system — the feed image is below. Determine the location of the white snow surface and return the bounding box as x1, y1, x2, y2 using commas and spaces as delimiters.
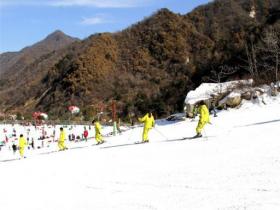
1, 95, 280, 210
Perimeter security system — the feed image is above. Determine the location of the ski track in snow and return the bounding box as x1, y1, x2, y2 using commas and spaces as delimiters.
0, 96, 280, 210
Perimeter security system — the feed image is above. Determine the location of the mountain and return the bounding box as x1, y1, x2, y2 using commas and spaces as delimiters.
0, 30, 78, 76
0, 52, 18, 75
0, 30, 79, 114
0, 0, 279, 120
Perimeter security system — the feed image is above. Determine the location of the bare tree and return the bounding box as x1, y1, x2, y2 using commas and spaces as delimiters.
243, 40, 259, 81
209, 65, 238, 93
241, 29, 280, 83
259, 29, 280, 82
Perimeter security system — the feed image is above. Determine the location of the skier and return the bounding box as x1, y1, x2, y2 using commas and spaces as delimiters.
138, 112, 155, 143
195, 101, 210, 138
58, 127, 67, 151
211, 101, 218, 117
19, 134, 27, 158
5, 135, 8, 143
31, 138, 35, 149
12, 142, 17, 155
83, 128, 88, 141
92, 119, 104, 144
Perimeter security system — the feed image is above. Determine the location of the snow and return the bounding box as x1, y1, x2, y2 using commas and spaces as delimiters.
249, 6, 256, 18
185, 79, 253, 105
1, 94, 280, 210
227, 91, 241, 98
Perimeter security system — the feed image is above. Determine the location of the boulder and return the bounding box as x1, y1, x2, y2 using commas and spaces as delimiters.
226, 94, 242, 107
185, 103, 195, 118
219, 92, 242, 108
252, 88, 264, 99
166, 113, 186, 121
241, 91, 252, 100
271, 88, 278, 96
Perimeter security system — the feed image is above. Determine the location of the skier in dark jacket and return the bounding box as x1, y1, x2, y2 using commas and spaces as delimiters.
12, 143, 17, 155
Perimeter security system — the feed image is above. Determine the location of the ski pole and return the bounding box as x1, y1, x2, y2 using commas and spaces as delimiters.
202, 129, 208, 141
154, 127, 169, 141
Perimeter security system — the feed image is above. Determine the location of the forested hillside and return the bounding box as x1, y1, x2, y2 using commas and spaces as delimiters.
0, 0, 279, 120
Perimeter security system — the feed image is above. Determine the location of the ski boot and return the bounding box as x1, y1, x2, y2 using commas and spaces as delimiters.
193, 133, 202, 138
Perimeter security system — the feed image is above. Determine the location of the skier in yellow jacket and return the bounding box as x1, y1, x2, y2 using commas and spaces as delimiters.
19, 134, 27, 158
138, 112, 155, 143
58, 127, 67, 151
92, 119, 104, 144
195, 101, 210, 137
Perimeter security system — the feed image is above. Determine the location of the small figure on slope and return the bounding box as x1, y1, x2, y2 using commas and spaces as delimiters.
19, 134, 27, 158
138, 112, 155, 143
195, 101, 210, 138
58, 127, 67, 151
12, 142, 17, 155
83, 127, 88, 141
92, 119, 104, 145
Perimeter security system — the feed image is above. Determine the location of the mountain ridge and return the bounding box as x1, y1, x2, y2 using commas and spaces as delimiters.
0, 30, 79, 76
0, 0, 279, 120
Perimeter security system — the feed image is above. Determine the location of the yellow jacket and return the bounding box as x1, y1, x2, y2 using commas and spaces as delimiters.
138, 113, 155, 129
95, 122, 102, 135
59, 130, 65, 142
198, 104, 210, 123
19, 136, 27, 148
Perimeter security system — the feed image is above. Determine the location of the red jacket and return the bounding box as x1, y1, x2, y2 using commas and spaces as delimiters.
83, 130, 88, 138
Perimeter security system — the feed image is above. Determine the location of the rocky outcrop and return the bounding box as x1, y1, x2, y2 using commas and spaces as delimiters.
184, 80, 280, 118
184, 80, 253, 117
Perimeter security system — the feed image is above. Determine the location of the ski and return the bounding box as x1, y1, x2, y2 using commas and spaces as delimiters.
134, 141, 149, 144
163, 135, 212, 143
0, 157, 21, 163
95, 141, 106, 146
182, 135, 203, 140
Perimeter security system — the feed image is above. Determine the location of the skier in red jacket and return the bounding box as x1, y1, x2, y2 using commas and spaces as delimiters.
83, 129, 88, 141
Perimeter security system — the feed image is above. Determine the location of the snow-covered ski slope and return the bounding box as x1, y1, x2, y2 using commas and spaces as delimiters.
1, 95, 280, 210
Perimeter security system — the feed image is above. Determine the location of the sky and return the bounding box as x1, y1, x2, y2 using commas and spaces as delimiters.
0, 0, 212, 53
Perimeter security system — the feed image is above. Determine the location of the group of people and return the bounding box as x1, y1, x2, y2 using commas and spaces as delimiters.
13, 100, 210, 158
92, 100, 210, 143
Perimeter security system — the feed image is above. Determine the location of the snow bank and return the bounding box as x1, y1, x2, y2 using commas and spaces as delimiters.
185, 79, 253, 105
